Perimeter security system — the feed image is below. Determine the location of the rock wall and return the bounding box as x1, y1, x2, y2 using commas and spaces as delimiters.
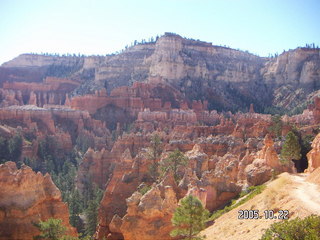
0, 162, 76, 240
1, 77, 80, 107
120, 185, 177, 240
306, 133, 320, 172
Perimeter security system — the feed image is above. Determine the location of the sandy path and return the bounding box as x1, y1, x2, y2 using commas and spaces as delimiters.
291, 174, 320, 214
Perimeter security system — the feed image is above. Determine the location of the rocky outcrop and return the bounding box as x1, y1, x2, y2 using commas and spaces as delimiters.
257, 134, 281, 168
245, 134, 295, 186
185, 144, 209, 178
0, 104, 108, 138
0, 162, 76, 240
262, 48, 320, 86
306, 133, 320, 172
95, 148, 151, 239
1, 77, 80, 107
120, 185, 177, 240
76, 148, 111, 191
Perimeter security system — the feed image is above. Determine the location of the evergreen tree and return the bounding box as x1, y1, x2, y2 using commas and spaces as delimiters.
84, 200, 99, 236
8, 133, 23, 163
146, 134, 162, 180
33, 218, 67, 240
280, 131, 301, 163
0, 137, 9, 164
161, 149, 188, 181
69, 189, 84, 231
84, 185, 103, 236
268, 115, 283, 138
171, 195, 209, 240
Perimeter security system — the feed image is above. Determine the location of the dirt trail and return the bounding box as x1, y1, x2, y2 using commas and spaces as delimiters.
201, 173, 320, 240
291, 174, 320, 214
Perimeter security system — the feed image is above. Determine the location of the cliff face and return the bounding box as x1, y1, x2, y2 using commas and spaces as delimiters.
1, 33, 319, 113
306, 133, 320, 172
0, 162, 76, 240
262, 48, 320, 110
149, 34, 265, 84
262, 48, 320, 86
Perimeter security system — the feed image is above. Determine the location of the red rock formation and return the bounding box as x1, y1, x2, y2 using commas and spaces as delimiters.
120, 184, 177, 240
186, 186, 207, 207
76, 148, 110, 191
0, 89, 23, 107
258, 134, 281, 168
185, 144, 209, 178
200, 170, 241, 211
3, 77, 80, 92
245, 134, 294, 186
95, 148, 150, 239
306, 133, 320, 172
0, 162, 76, 240
313, 97, 320, 123
1, 77, 80, 107
249, 103, 255, 113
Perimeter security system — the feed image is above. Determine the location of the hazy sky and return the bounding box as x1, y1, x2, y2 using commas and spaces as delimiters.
0, 0, 319, 65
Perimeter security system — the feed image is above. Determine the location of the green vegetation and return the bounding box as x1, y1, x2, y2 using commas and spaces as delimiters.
68, 190, 83, 230
46, 61, 83, 78
33, 218, 68, 240
260, 215, 320, 240
161, 149, 189, 181
33, 218, 92, 240
84, 187, 103, 236
0, 133, 22, 165
289, 101, 309, 116
280, 131, 301, 164
264, 106, 286, 116
268, 115, 283, 138
209, 185, 266, 221
146, 134, 162, 181
171, 195, 209, 240
301, 134, 313, 155
138, 184, 152, 195
15, 134, 103, 237
0, 136, 10, 164
75, 134, 94, 154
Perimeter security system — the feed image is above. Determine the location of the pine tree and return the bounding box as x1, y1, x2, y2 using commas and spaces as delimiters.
69, 189, 83, 231
84, 200, 98, 236
280, 131, 301, 163
0, 137, 9, 164
161, 149, 188, 181
146, 134, 162, 180
84, 186, 103, 236
8, 133, 23, 163
171, 195, 209, 240
33, 218, 67, 240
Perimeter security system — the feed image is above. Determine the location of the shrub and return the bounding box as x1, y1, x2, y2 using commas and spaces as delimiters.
260, 215, 320, 240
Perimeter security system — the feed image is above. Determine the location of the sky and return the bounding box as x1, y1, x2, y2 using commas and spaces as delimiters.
0, 0, 319, 65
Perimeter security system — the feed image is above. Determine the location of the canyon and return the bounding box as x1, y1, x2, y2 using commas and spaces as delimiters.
0, 33, 320, 240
